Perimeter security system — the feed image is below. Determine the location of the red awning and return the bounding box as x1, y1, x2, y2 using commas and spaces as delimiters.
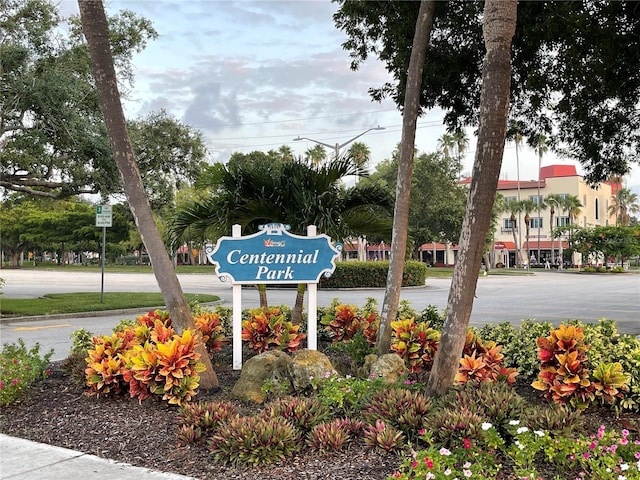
493, 241, 515, 250
419, 242, 458, 251
523, 240, 569, 249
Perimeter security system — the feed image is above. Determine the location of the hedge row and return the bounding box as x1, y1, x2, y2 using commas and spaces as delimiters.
319, 261, 427, 289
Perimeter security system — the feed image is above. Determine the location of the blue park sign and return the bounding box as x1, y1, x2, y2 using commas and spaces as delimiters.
205, 223, 342, 284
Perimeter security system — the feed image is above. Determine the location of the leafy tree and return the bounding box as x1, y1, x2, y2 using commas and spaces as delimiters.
335, 1, 639, 183
365, 147, 467, 254
77, 0, 218, 388
571, 225, 640, 266
1, 1, 206, 204
426, 0, 517, 396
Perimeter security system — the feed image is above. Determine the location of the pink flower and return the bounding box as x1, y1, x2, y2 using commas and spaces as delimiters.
589, 441, 597, 450
463, 469, 472, 477
424, 457, 434, 469
583, 452, 590, 459
598, 425, 606, 439
419, 429, 426, 436
11, 379, 18, 386
463, 438, 471, 449
411, 461, 418, 468
622, 429, 630, 437
621, 438, 629, 445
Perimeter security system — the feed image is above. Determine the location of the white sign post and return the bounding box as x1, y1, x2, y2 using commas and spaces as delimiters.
96, 205, 112, 302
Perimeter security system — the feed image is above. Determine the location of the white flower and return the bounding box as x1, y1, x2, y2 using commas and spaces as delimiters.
618, 475, 626, 480
517, 426, 529, 434
481, 422, 493, 431
534, 430, 544, 437
515, 440, 525, 450
621, 464, 629, 471
509, 420, 520, 426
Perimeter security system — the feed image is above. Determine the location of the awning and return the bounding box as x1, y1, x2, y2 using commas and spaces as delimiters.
419, 242, 458, 251
493, 241, 515, 250
523, 240, 569, 249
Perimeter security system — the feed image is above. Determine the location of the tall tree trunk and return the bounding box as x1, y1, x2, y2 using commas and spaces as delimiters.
256, 284, 268, 310
77, 0, 217, 388
376, 0, 436, 356
292, 283, 306, 325
426, 0, 517, 396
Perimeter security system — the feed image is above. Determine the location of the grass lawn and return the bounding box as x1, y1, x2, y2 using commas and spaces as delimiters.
0, 292, 219, 316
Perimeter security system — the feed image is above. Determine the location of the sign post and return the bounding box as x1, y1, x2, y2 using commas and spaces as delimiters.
206, 223, 342, 369
95, 205, 112, 302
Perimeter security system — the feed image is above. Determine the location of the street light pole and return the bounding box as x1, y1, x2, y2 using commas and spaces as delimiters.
293, 125, 385, 159
293, 126, 385, 262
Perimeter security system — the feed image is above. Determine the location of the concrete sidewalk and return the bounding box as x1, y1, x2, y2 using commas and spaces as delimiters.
0, 434, 198, 480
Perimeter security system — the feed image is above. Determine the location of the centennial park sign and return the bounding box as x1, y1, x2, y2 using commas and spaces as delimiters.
205, 223, 342, 369
206, 223, 342, 284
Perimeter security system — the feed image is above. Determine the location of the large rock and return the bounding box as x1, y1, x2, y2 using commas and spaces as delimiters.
369, 353, 406, 384
230, 350, 293, 404
289, 349, 337, 391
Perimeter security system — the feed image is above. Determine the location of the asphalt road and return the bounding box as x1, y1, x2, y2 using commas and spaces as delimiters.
1, 268, 638, 361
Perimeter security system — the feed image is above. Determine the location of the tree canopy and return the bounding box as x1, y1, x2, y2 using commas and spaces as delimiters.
1, 0, 206, 202
334, 1, 640, 184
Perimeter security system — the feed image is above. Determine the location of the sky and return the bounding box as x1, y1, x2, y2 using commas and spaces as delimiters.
59, 0, 640, 191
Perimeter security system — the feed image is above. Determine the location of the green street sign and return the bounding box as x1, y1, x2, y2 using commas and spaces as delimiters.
96, 204, 112, 227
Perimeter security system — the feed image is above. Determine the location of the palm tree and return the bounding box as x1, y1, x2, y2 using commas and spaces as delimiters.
535, 134, 548, 262
427, 0, 517, 396
500, 198, 523, 267
545, 193, 564, 266
347, 142, 371, 169
77, 0, 218, 387
305, 145, 327, 166
452, 130, 469, 178
520, 199, 539, 266
378, 0, 436, 357
437, 133, 455, 159
561, 195, 582, 266
170, 155, 393, 325
609, 187, 640, 226
278, 145, 294, 162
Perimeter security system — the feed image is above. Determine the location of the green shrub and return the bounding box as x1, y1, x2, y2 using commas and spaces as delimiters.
360, 388, 432, 439
260, 396, 332, 433
0, 339, 53, 406
480, 320, 553, 379
310, 372, 388, 417
319, 260, 426, 288
306, 418, 353, 453
208, 416, 301, 465
363, 419, 405, 451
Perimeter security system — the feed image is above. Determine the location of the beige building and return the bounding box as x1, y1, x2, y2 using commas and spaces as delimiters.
490, 164, 618, 267
421, 164, 620, 268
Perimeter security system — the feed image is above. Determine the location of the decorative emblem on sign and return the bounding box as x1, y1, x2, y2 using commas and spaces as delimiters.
206, 223, 342, 284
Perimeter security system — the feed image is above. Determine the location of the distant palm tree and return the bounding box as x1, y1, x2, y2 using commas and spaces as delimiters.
520, 199, 539, 266
347, 142, 371, 169
545, 193, 564, 266
534, 134, 548, 261
278, 145, 294, 162
305, 145, 327, 166
437, 133, 455, 159
452, 130, 469, 178
500, 198, 523, 267
559, 194, 582, 267
609, 187, 640, 226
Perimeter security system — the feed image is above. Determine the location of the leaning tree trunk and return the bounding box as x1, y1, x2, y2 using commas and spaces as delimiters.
77, 0, 217, 388
377, 0, 436, 356
426, 0, 517, 396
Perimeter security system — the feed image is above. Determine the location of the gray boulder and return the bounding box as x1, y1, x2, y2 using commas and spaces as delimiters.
289, 349, 337, 391
230, 350, 293, 404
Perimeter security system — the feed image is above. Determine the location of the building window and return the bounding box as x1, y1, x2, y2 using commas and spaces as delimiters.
595, 198, 599, 220
583, 194, 587, 207
559, 193, 569, 200
529, 195, 543, 206
529, 217, 543, 229
503, 218, 517, 231
504, 196, 517, 202
556, 216, 571, 227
